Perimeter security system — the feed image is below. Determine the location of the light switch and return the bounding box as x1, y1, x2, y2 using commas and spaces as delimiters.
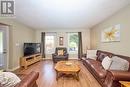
16, 43, 19, 46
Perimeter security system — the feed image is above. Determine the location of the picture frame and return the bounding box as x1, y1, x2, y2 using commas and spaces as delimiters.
101, 24, 120, 42
59, 37, 63, 45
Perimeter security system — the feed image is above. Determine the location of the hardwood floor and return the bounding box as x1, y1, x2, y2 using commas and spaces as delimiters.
15, 60, 101, 87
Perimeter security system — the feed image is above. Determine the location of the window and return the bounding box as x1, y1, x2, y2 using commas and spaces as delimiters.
68, 33, 78, 54
45, 33, 56, 54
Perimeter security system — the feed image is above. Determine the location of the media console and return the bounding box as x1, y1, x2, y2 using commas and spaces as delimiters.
20, 53, 42, 69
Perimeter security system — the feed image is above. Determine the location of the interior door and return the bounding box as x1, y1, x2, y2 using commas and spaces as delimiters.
0, 27, 7, 70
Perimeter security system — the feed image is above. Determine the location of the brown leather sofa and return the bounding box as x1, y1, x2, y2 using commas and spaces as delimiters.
82, 50, 130, 87
0, 71, 39, 87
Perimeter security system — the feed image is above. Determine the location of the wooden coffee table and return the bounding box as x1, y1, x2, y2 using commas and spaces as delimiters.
119, 81, 130, 87
55, 61, 80, 81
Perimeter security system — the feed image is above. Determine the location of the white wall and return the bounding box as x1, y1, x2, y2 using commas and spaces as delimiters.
0, 19, 35, 70
0, 18, 90, 69
35, 29, 90, 59
91, 5, 130, 56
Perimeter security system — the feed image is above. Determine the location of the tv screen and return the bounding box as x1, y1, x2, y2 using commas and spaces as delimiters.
24, 43, 41, 56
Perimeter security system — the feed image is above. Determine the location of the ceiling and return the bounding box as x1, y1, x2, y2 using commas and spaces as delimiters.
15, 0, 130, 29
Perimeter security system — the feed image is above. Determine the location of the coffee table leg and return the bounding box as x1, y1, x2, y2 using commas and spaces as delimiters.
75, 72, 79, 81
56, 71, 59, 80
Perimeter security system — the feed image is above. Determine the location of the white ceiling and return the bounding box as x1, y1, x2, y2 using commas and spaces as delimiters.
15, 0, 130, 29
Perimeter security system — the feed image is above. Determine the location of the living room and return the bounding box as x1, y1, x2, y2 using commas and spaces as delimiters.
0, 0, 130, 87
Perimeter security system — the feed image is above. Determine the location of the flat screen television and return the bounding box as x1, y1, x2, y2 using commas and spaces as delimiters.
24, 43, 41, 56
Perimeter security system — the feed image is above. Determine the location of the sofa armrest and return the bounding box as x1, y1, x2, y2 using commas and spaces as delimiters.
64, 53, 69, 56
108, 70, 130, 81
103, 70, 130, 87
15, 71, 39, 87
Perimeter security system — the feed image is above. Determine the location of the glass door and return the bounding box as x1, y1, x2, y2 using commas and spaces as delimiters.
0, 28, 7, 70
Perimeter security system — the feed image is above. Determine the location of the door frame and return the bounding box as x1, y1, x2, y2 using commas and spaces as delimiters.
0, 24, 9, 70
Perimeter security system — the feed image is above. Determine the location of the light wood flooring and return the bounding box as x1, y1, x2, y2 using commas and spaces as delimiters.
15, 60, 101, 87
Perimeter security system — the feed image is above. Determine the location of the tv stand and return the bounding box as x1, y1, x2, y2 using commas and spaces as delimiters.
20, 53, 42, 69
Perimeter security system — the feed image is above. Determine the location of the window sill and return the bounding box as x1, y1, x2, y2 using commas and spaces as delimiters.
68, 53, 78, 54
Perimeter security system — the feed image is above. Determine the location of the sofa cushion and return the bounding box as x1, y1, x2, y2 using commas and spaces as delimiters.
54, 55, 67, 59
86, 59, 107, 79
92, 65, 107, 79
109, 56, 129, 71
102, 56, 112, 70
87, 50, 97, 60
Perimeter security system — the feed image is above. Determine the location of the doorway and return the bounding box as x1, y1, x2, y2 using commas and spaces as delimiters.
0, 25, 9, 70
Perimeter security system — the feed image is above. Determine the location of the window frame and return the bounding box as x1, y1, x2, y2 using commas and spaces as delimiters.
45, 32, 57, 54
67, 32, 78, 54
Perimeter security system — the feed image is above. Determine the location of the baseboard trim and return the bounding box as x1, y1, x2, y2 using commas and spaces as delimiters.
8, 66, 20, 71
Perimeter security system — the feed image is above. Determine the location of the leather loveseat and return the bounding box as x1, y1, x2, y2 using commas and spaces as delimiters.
82, 50, 130, 87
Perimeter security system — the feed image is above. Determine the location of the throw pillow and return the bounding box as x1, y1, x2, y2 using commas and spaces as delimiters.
109, 56, 129, 71
101, 56, 112, 70
87, 50, 97, 60
0, 72, 21, 87
57, 50, 64, 56
97, 53, 108, 62
82, 57, 87, 60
